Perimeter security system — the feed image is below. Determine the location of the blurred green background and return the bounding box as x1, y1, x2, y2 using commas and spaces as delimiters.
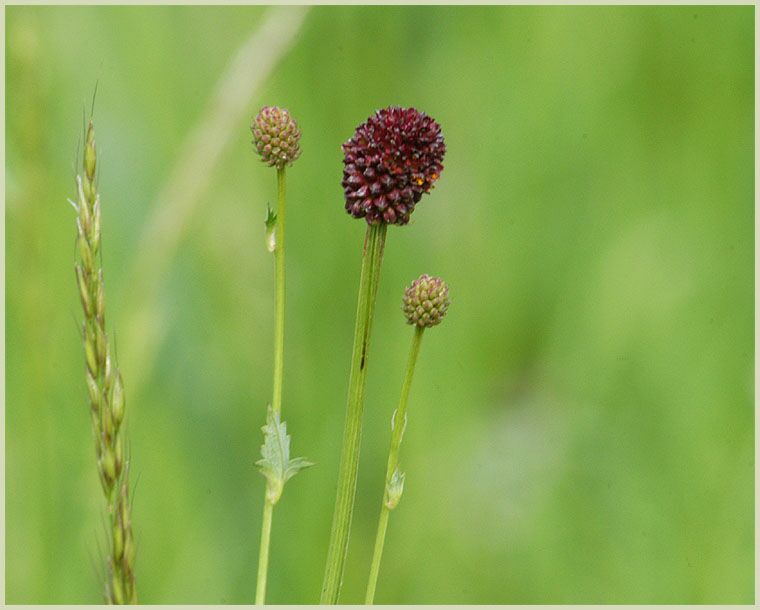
5, 5, 754, 604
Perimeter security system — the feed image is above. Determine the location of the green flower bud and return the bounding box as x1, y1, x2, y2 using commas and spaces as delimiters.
251, 106, 301, 169
402, 274, 450, 328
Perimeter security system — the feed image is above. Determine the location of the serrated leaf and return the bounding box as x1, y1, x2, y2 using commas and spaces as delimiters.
256, 405, 313, 504
285, 456, 313, 482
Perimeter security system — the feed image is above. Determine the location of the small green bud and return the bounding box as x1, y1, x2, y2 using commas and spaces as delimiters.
251, 106, 301, 168
402, 274, 450, 328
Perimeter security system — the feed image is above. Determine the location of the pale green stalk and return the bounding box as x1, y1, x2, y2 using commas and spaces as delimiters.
255, 167, 286, 605
365, 326, 424, 604
73, 120, 137, 604
272, 168, 286, 414
365, 506, 390, 605
255, 500, 274, 604
321, 223, 388, 604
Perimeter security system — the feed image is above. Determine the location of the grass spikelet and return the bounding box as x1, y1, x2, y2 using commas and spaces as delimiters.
73, 119, 137, 604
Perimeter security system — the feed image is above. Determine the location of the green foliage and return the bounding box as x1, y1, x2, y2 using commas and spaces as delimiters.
256, 406, 313, 504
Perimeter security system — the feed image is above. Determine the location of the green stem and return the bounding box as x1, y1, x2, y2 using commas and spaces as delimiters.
364, 505, 389, 605
255, 167, 286, 604
255, 500, 274, 604
272, 167, 286, 414
364, 326, 424, 604
321, 223, 388, 604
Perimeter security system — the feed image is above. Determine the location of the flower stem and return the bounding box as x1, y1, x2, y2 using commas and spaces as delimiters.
364, 505, 389, 605
255, 500, 274, 604
272, 167, 286, 414
255, 166, 287, 604
365, 325, 424, 604
321, 222, 388, 604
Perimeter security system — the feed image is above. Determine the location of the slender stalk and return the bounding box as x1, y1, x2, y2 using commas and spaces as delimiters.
255, 167, 287, 604
321, 223, 388, 604
255, 501, 274, 604
364, 505, 390, 605
272, 167, 286, 414
365, 326, 424, 604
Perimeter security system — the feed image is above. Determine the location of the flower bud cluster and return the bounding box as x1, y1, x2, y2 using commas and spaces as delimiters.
402, 274, 450, 328
251, 106, 302, 169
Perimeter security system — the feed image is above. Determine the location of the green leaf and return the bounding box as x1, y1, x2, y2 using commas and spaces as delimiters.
256, 405, 313, 504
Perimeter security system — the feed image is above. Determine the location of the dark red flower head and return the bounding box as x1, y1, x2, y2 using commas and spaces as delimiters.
342, 107, 445, 226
